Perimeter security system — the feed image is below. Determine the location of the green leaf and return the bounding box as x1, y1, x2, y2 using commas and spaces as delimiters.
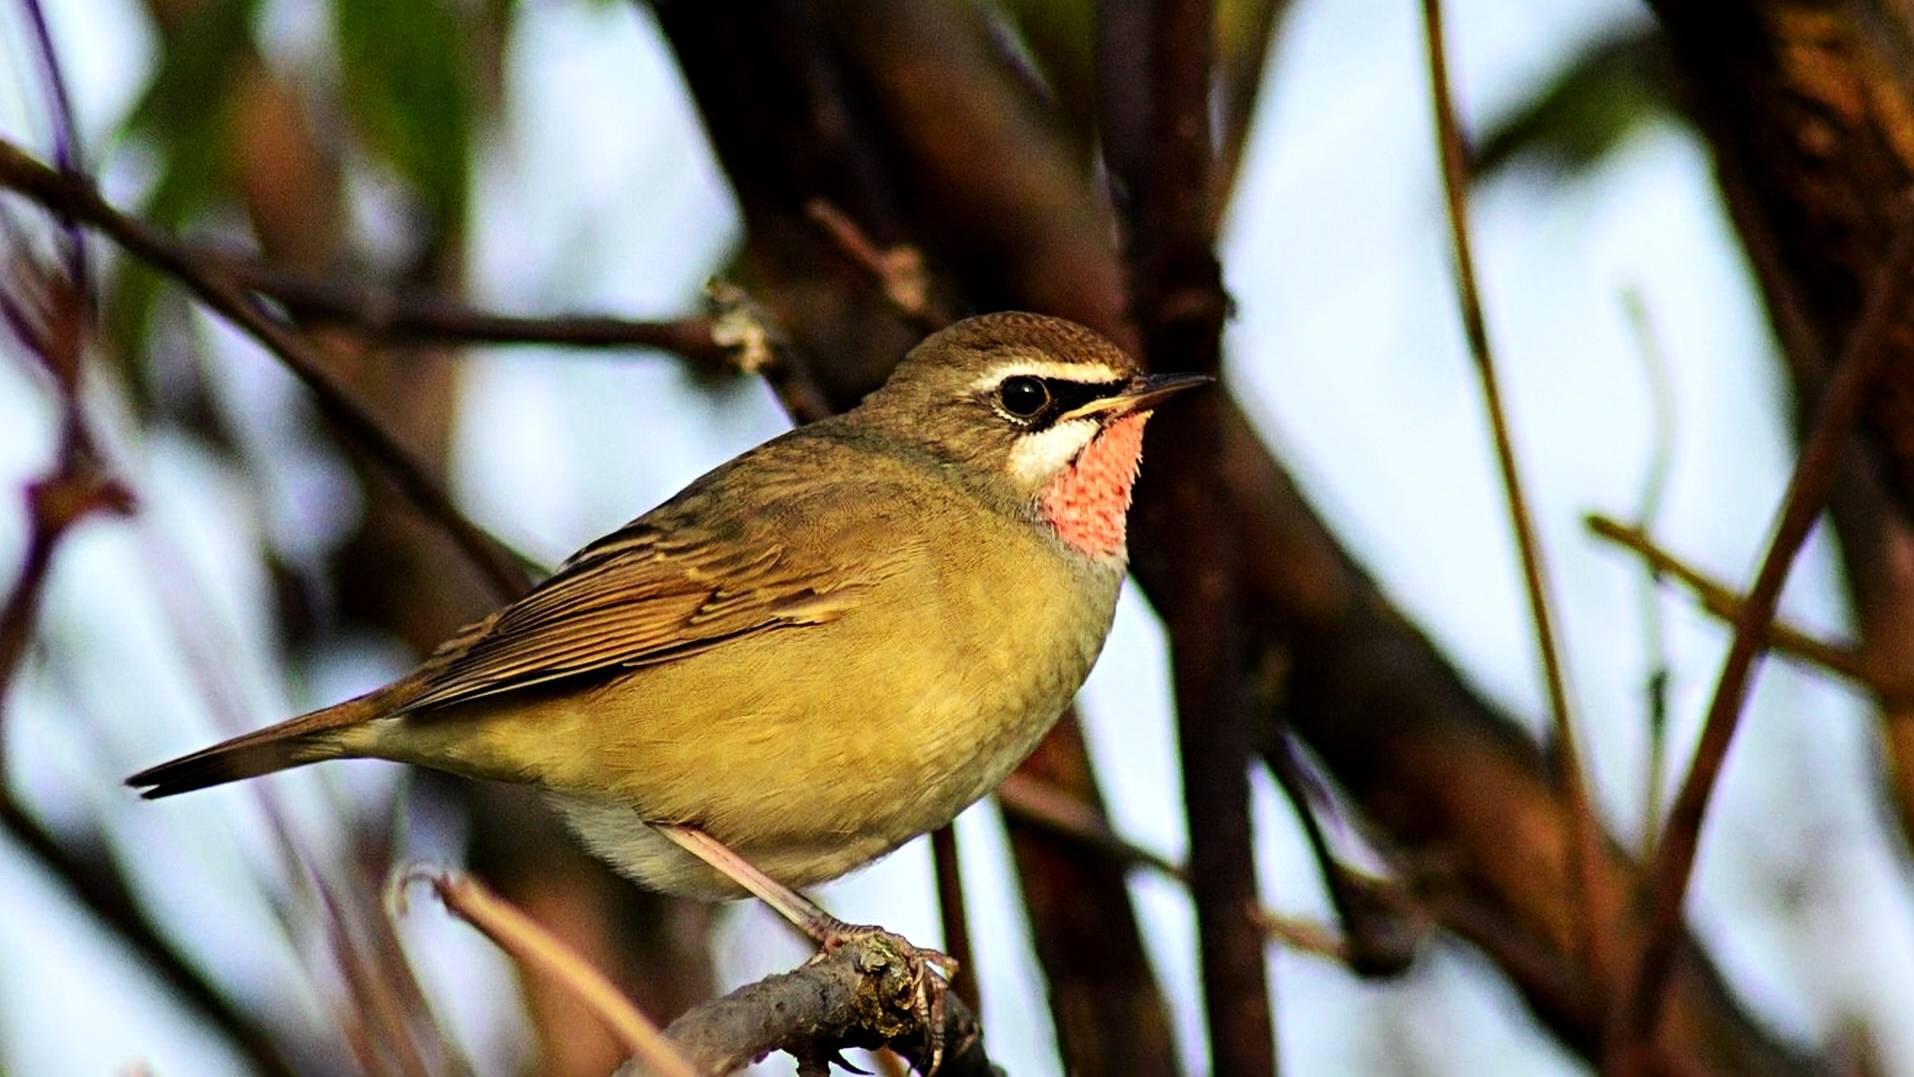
107, 0, 260, 397
1475, 25, 1676, 181
331, 0, 474, 230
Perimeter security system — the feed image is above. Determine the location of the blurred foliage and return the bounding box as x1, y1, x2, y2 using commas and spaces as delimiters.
1474, 24, 1674, 181
105, 0, 260, 388
331, 0, 475, 232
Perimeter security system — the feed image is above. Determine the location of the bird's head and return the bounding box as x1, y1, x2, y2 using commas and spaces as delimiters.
858, 312, 1210, 562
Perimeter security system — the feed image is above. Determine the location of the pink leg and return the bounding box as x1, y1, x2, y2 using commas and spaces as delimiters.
651, 822, 846, 941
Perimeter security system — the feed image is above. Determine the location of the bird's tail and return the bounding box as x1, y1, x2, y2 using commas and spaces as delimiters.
126, 697, 379, 799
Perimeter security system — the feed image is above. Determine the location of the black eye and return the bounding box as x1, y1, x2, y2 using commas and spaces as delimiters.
998, 376, 1050, 418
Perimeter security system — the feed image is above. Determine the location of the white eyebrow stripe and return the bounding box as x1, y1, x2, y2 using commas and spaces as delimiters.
968, 359, 1126, 391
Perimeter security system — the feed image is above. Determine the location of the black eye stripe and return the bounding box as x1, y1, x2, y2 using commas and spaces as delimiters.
1039, 378, 1124, 420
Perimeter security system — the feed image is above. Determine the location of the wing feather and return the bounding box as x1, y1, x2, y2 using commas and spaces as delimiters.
397, 521, 860, 713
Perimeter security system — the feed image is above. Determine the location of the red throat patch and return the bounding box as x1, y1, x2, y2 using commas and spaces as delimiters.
1039, 412, 1150, 560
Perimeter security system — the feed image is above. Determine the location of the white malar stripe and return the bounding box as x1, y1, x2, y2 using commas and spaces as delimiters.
1006, 418, 1099, 485
968, 358, 1125, 392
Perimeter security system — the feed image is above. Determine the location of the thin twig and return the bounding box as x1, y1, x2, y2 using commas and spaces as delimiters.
1622, 208, 1914, 1056
1263, 736, 1418, 975
1585, 515, 1879, 692
996, 772, 1360, 963
805, 200, 946, 330
0, 797, 304, 1076
220, 258, 728, 363
929, 824, 980, 1013
1621, 289, 1678, 852
398, 867, 698, 1077
0, 138, 532, 599
1419, 0, 1607, 1029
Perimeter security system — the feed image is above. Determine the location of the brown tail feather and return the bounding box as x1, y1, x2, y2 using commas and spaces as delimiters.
127, 698, 376, 799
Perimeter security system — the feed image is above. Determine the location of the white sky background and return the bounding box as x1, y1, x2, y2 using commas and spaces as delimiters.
3, 0, 1912, 1073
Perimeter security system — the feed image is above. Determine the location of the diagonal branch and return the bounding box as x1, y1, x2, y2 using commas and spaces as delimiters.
1585, 515, 1879, 693
1623, 207, 1914, 1056
0, 138, 531, 600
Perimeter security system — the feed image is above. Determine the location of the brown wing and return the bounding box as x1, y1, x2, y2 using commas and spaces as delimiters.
395, 521, 862, 714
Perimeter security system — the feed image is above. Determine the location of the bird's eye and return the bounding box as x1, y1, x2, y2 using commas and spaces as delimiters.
998, 376, 1050, 418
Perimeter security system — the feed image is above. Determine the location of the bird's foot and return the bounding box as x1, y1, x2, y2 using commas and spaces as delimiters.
810, 920, 957, 1075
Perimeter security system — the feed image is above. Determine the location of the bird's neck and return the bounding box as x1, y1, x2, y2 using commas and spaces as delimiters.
1038, 413, 1149, 561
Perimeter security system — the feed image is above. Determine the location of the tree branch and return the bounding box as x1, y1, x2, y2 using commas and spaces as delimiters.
1624, 206, 1914, 1058
1419, 1, 1609, 1041
0, 138, 532, 600
1102, 1, 1274, 1072
1585, 514, 1879, 693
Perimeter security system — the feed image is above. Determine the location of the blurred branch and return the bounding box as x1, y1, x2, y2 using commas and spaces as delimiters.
805, 200, 945, 330
1101, 0, 1274, 1072
997, 771, 1371, 964
223, 257, 729, 364
1585, 515, 1880, 693
1210, 0, 1291, 227
928, 825, 981, 1015
1624, 210, 1914, 1057
1419, 0, 1609, 1040
0, 799, 305, 1076
401, 868, 697, 1077
1473, 24, 1672, 181
0, 137, 532, 599
1620, 288, 1678, 851
0, 245, 298, 1076
1263, 733, 1420, 975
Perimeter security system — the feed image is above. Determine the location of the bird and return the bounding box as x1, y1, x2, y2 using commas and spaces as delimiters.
128, 311, 1205, 1050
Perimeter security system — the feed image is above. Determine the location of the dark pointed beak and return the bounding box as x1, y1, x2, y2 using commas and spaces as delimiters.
1056, 371, 1215, 423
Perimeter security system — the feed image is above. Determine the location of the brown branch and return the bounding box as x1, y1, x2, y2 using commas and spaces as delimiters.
997, 772, 1362, 964
656, 934, 995, 1077
1624, 207, 1914, 1057
805, 200, 946, 330
0, 138, 532, 600
1102, 0, 1273, 1072
928, 825, 980, 1014
400, 868, 697, 1077
1419, 0, 1609, 1039
220, 257, 728, 363
413, 863, 999, 1077
1585, 515, 1880, 692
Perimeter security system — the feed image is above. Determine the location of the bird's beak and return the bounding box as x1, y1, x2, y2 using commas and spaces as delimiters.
1057, 371, 1215, 424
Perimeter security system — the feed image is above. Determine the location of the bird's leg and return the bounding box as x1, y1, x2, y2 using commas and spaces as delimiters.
651, 823, 957, 1072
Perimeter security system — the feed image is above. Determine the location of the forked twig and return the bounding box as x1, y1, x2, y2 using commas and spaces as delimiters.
1622, 210, 1914, 1055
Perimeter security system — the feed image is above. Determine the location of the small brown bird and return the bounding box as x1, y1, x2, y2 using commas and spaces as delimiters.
129, 311, 1202, 994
